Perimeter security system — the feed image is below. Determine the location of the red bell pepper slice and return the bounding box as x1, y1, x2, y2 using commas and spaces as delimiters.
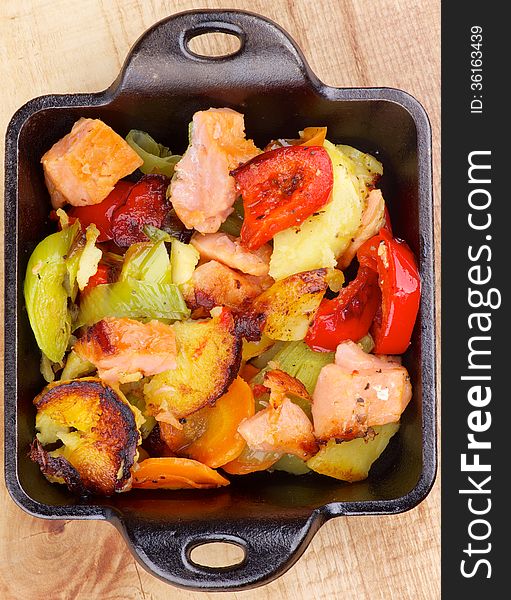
231, 145, 333, 250
111, 174, 170, 247
357, 229, 420, 354
305, 266, 381, 352
68, 180, 134, 242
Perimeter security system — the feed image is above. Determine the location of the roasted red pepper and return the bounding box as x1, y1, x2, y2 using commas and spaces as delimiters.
357, 229, 420, 354
232, 145, 333, 250
305, 266, 381, 352
68, 180, 134, 242
111, 174, 170, 247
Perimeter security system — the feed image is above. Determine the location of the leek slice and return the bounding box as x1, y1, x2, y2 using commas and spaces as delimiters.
219, 198, 244, 237
120, 241, 171, 284
24, 222, 81, 363
126, 130, 181, 177
142, 225, 172, 243
75, 280, 190, 328
251, 341, 334, 395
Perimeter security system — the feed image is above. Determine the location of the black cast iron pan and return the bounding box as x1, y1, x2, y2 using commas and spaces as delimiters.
4, 9, 436, 591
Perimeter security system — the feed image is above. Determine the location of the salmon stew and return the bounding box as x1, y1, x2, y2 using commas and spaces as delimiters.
25, 110, 421, 496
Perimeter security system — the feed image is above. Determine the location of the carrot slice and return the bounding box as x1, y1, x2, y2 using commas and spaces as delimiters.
299, 126, 327, 147
185, 377, 255, 468
132, 457, 229, 489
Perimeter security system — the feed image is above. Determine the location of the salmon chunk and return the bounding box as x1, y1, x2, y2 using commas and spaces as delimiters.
170, 108, 259, 233
183, 260, 273, 313
238, 398, 317, 459
191, 232, 271, 276
41, 118, 143, 209
312, 341, 412, 440
74, 317, 177, 384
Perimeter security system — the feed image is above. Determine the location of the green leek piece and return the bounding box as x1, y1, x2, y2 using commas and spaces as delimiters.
142, 225, 172, 243
357, 333, 375, 354
60, 350, 95, 380
307, 423, 400, 482
251, 341, 334, 395
219, 198, 245, 237
125, 130, 181, 177
249, 341, 285, 370
270, 453, 311, 475
170, 240, 200, 285
122, 387, 156, 440
120, 241, 172, 284
75, 280, 190, 328
40, 353, 56, 383
24, 222, 81, 363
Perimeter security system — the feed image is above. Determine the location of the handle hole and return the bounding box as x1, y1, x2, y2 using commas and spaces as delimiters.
186, 32, 242, 59
189, 542, 246, 569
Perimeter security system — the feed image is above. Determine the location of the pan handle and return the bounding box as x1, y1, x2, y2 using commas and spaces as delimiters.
120, 513, 322, 591
112, 9, 317, 94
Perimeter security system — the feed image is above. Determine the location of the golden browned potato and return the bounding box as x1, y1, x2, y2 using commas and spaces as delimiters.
238, 268, 343, 342
143, 308, 242, 422
30, 378, 141, 495
182, 260, 270, 313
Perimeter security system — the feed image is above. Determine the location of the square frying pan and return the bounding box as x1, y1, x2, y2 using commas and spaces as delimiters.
3, 9, 436, 591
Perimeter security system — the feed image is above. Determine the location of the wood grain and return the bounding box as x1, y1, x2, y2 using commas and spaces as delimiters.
0, 1, 441, 598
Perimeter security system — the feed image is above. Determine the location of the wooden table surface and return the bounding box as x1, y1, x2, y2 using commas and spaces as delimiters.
0, 1, 441, 598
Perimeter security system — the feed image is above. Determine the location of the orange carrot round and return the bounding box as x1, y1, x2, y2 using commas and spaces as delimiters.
185, 377, 255, 468
299, 126, 327, 146
132, 457, 229, 490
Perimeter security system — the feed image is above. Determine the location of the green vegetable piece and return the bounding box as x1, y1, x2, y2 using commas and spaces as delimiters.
249, 341, 284, 370
251, 341, 334, 395
270, 453, 311, 475
142, 225, 172, 243
60, 350, 95, 380
122, 382, 156, 440
307, 423, 400, 482
170, 239, 200, 286
126, 130, 181, 177
24, 223, 81, 363
120, 241, 172, 284
40, 353, 56, 383
357, 333, 375, 354
75, 280, 190, 328
219, 198, 245, 237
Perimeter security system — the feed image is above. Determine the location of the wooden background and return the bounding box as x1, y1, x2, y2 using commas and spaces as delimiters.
0, 1, 441, 598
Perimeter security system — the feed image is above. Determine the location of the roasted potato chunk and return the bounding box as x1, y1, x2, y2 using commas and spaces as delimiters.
143, 308, 242, 422
182, 260, 269, 313
239, 268, 343, 342
30, 378, 141, 495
